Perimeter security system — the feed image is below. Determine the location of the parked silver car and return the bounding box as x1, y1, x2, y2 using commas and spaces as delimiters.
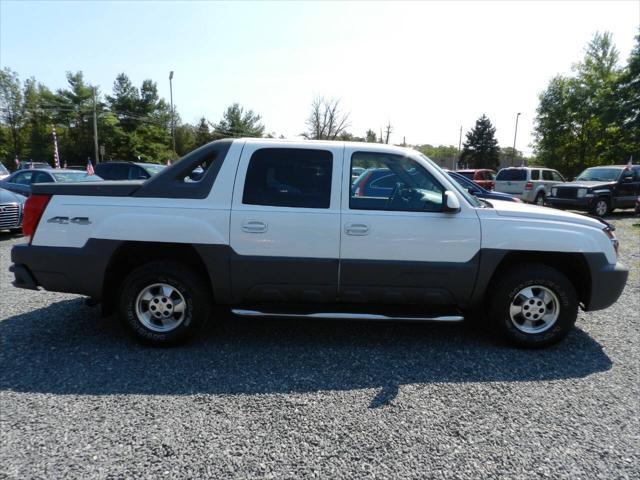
0, 187, 25, 233
495, 167, 565, 204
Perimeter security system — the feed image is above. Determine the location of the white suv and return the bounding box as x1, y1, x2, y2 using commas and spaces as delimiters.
10, 139, 627, 348
495, 167, 566, 204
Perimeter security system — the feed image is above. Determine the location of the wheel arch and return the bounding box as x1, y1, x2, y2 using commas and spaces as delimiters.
472, 249, 592, 309
101, 241, 224, 316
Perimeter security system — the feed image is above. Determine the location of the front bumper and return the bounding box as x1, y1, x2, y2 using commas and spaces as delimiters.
584, 254, 628, 311
547, 196, 594, 210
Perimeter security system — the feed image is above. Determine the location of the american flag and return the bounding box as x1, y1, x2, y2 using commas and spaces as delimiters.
52, 125, 61, 169
166, 159, 172, 166
86, 158, 95, 175
625, 156, 633, 170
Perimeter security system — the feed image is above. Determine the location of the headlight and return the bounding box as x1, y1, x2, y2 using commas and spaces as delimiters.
551, 187, 558, 196
577, 188, 588, 198
604, 227, 619, 256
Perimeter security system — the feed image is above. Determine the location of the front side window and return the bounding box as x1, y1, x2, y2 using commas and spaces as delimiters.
542, 170, 553, 181
551, 171, 564, 182
12, 172, 33, 185
350, 152, 444, 212
243, 148, 333, 209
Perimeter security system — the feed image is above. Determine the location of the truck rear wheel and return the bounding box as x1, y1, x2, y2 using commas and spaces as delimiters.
118, 261, 210, 346
488, 264, 578, 348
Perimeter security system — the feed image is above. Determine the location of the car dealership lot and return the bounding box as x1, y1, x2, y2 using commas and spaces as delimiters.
1, 215, 638, 479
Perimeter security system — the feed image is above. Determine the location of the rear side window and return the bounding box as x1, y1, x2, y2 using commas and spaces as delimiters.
496, 169, 526, 181
243, 148, 333, 209
531, 170, 540, 180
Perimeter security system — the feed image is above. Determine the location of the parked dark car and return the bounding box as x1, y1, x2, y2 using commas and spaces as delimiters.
446, 171, 522, 203
547, 165, 640, 216
94, 162, 166, 180
635, 196, 640, 216
0, 169, 103, 196
455, 169, 496, 190
0, 187, 26, 232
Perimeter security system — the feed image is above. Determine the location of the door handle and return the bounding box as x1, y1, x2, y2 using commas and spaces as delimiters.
345, 223, 370, 236
241, 220, 268, 233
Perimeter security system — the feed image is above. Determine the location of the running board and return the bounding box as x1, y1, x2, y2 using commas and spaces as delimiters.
231, 309, 464, 322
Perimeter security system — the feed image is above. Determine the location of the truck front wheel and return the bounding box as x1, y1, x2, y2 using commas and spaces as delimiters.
488, 264, 578, 348
118, 261, 210, 346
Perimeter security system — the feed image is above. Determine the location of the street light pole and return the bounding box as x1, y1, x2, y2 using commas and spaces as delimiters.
92, 87, 100, 164
512, 112, 521, 167
456, 125, 462, 170
169, 71, 176, 154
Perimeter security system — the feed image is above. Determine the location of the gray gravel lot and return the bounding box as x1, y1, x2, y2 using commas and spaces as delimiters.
1, 214, 639, 479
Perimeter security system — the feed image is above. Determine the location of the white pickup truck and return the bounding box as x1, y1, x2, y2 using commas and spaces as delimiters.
10, 139, 628, 348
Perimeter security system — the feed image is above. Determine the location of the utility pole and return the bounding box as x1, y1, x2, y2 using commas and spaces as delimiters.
169, 71, 176, 153
92, 87, 99, 164
456, 125, 462, 170
512, 112, 521, 167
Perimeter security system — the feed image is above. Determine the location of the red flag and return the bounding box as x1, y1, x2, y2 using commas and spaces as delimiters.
86, 158, 95, 175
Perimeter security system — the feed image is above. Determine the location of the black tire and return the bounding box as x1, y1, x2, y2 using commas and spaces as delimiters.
590, 197, 610, 217
534, 192, 546, 206
488, 264, 578, 348
117, 261, 210, 346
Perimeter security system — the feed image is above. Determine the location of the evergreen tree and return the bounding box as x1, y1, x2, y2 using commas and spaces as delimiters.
212, 103, 264, 138
459, 114, 500, 169
193, 117, 213, 147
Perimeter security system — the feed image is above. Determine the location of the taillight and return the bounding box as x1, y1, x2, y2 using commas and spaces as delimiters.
525, 182, 533, 190
23, 194, 51, 241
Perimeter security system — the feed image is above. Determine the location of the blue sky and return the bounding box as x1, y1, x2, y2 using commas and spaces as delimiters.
1, 1, 638, 155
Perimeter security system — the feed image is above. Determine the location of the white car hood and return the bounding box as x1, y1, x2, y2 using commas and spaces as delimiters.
489, 200, 604, 229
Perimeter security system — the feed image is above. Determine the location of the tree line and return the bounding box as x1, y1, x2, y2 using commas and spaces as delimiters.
0, 31, 637, 175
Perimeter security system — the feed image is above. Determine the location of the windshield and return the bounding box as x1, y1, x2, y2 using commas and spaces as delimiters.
417, 154, 482, 207
0, 164, 8, 175
575, 167, 622, 182
52, 172, 103, 182
142, 164, 166, 175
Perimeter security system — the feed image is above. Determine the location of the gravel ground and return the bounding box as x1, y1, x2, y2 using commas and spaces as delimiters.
1, 214, 639, 479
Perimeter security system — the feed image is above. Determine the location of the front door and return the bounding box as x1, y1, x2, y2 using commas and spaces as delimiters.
339, 147, 481, 307
229, 143, 343, 304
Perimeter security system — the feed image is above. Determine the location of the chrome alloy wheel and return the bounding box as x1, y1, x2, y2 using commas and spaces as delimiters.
509, 285, 560, 334
595, 199, 608, 216
135, 283, 186, 332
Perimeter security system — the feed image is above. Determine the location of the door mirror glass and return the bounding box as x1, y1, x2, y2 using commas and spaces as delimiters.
443, 191, 460, 213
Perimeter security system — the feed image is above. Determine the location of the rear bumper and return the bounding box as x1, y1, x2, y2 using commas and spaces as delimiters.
584, 254, 628, 311
10, 240, 120, 299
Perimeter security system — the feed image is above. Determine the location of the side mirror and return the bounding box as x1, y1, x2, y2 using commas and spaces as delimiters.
622, 176, 633, 183
443, 191, 461, 213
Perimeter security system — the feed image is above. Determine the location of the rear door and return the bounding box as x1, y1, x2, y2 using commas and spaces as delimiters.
229, 143, 343, 303
339, 147, 481, 306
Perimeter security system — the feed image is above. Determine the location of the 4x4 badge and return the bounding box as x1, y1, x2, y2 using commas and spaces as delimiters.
47, 216, 91, 225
